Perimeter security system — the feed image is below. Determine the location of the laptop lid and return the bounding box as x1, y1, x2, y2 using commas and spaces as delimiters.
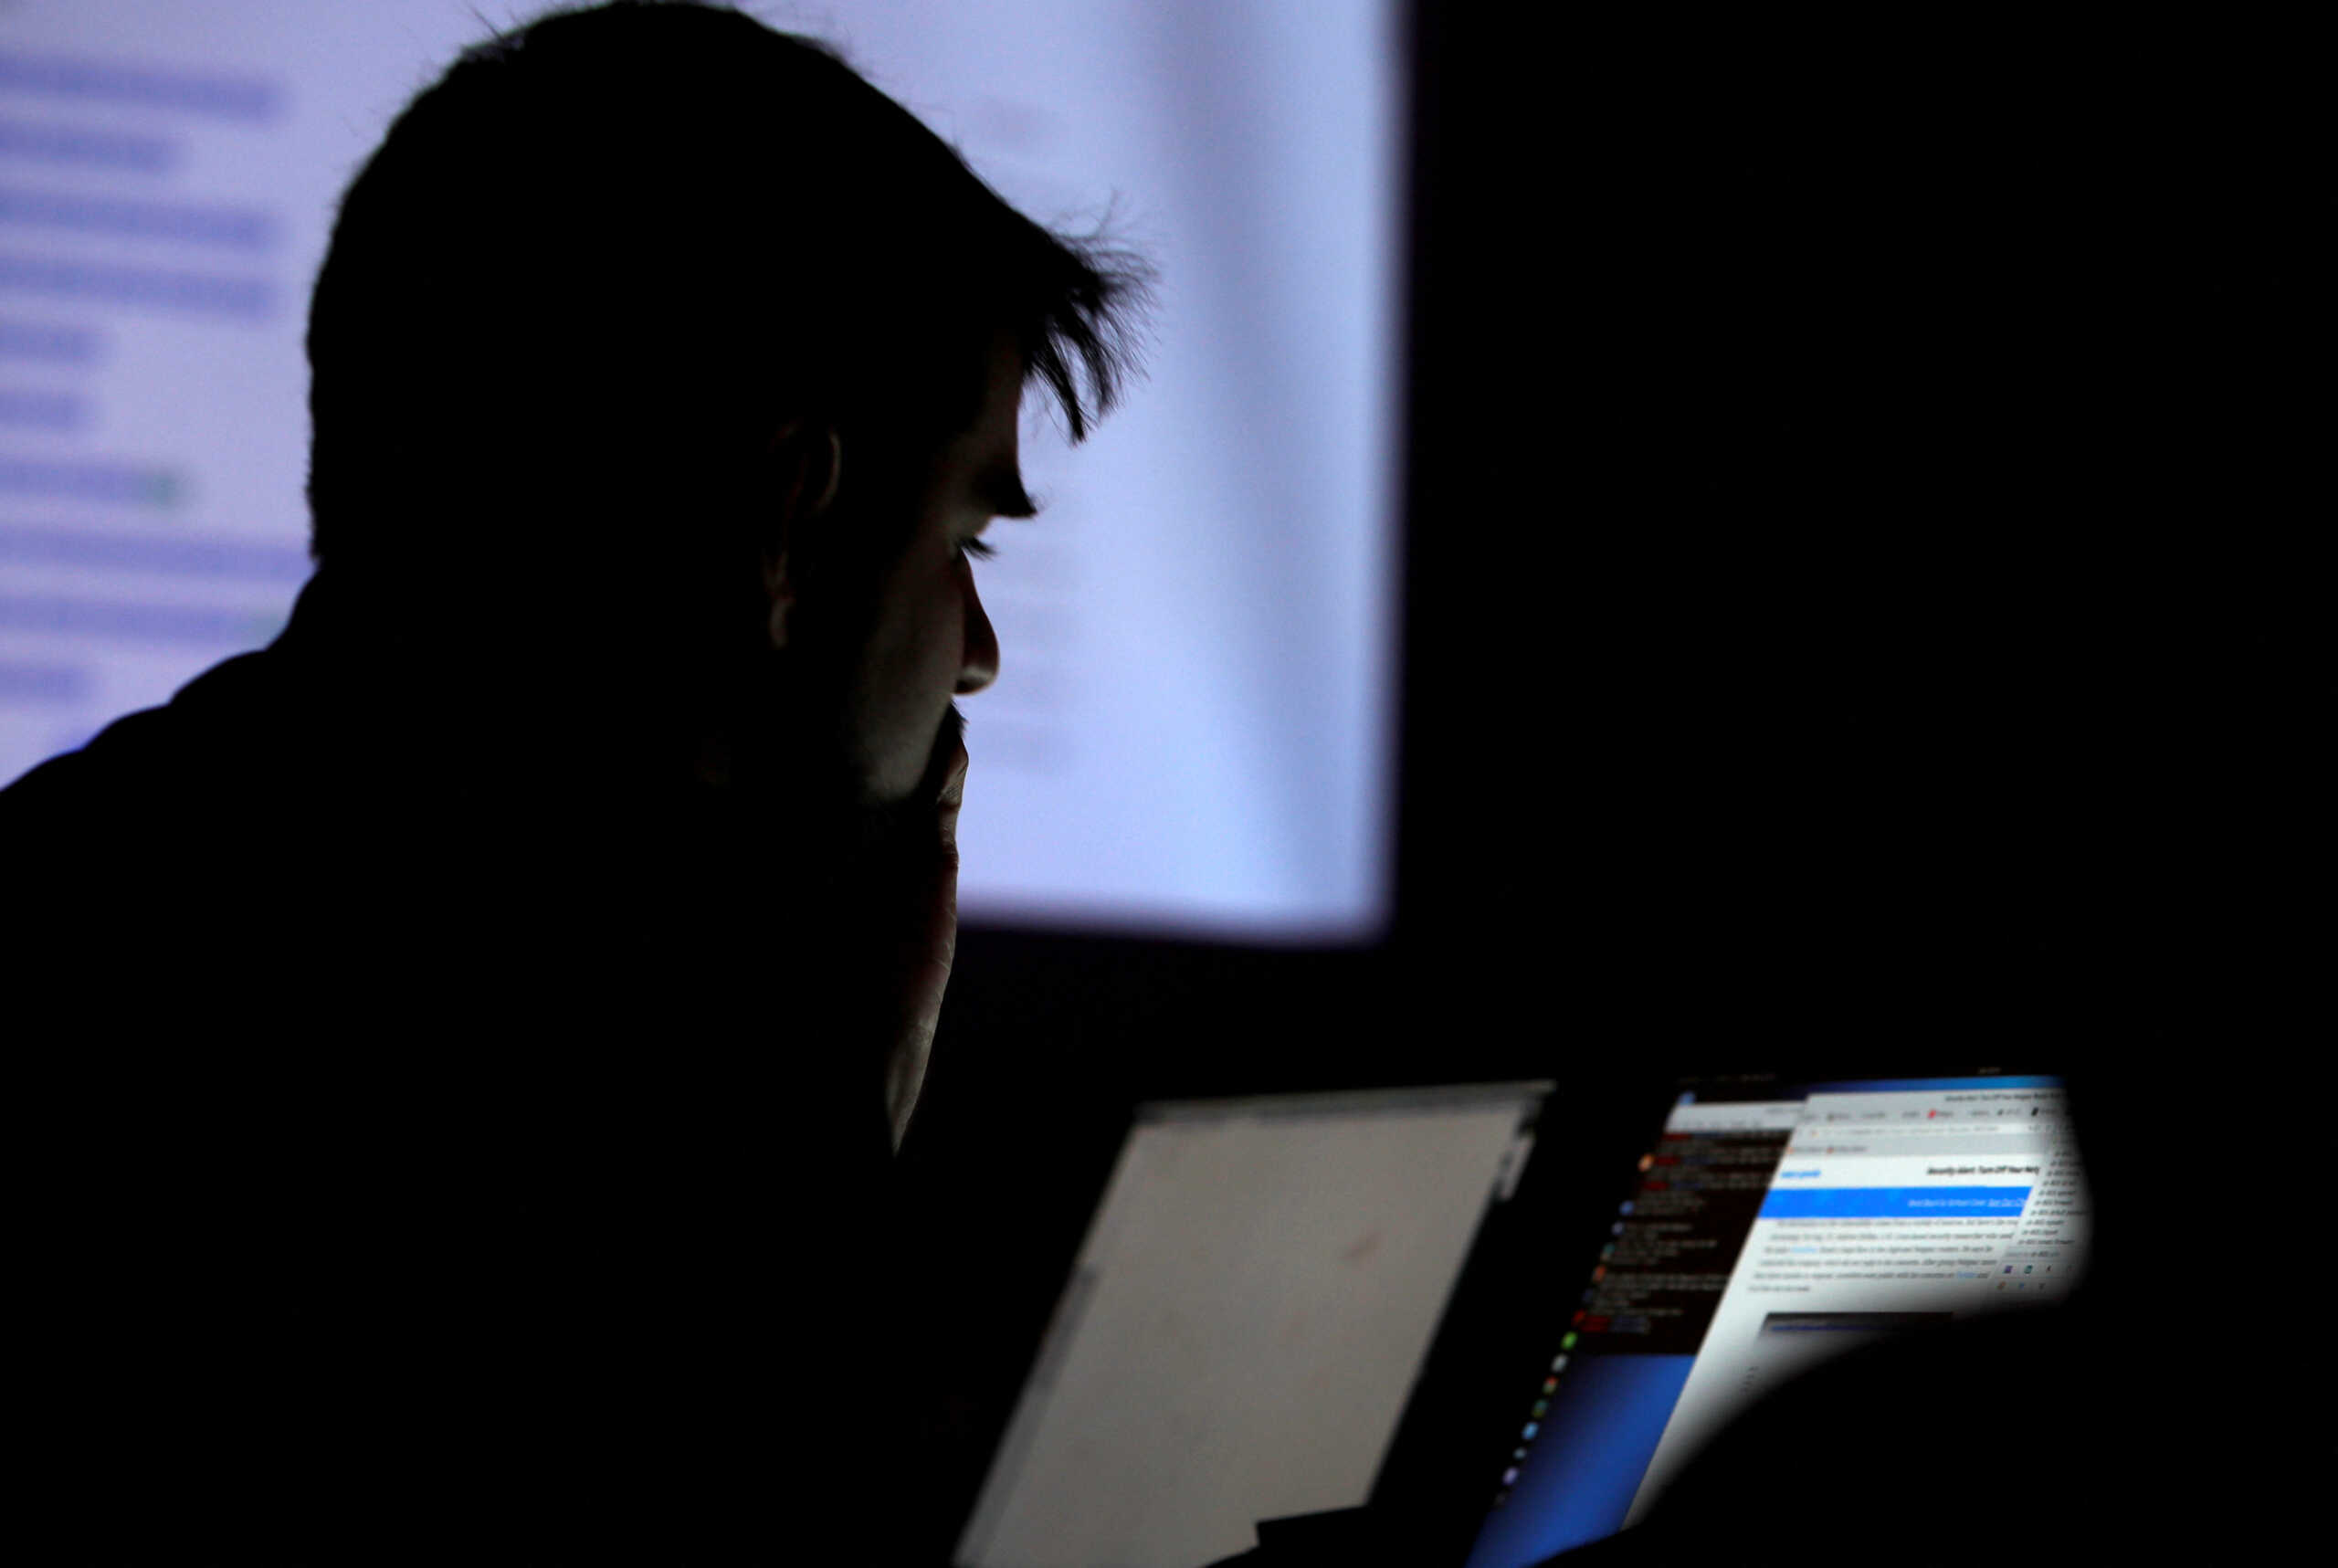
951, 1079, 1556, 1568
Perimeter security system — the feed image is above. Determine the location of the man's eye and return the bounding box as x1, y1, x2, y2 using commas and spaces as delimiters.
958, 538, 996, 563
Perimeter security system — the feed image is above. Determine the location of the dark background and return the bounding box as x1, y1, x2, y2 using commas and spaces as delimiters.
883, 11, 2321, 1562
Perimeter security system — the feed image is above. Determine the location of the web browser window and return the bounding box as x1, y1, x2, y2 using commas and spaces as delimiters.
1463, 1073, 2088, 1568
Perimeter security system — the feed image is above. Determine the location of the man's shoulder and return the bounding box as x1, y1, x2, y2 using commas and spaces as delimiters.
2, 650, 333, 1000
2, 650, 279, 816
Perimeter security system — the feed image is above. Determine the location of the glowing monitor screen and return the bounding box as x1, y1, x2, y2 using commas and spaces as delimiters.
0, 0, 1406, 943
1463, 1075, 2092, 1567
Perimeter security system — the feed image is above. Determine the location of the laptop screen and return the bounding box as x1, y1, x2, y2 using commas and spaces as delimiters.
954, 1080, 1554, 1568
1460, 1071, 2090, 1567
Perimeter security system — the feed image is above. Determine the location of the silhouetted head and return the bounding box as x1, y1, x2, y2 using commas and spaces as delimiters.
300, 0, 1155, 847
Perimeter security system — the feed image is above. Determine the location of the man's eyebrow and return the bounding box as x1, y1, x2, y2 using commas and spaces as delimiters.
974, 462, 1043, 521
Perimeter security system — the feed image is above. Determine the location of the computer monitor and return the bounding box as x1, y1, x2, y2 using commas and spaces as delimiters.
1442, 1067, 2089, 1567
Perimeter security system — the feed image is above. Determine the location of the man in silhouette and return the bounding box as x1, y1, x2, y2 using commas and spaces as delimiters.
5, 2, 1152, 1556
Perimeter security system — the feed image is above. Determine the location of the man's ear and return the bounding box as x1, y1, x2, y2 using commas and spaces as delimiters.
763, 423, 842, 649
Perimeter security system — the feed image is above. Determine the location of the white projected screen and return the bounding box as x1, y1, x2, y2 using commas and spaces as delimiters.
0, 1, 1405, 942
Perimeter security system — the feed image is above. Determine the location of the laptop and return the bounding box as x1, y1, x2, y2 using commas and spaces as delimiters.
948, 1062, 2086, 1567
950, 1080, 1555, 1568
1388, 1060, 2088, 1566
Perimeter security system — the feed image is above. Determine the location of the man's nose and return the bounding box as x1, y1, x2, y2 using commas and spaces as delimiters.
956, 584, 998, 695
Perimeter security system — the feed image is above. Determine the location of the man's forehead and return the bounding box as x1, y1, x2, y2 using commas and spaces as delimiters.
964, 327, 1036, 516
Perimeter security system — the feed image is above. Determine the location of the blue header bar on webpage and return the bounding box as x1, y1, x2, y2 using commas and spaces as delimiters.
1760, 1186, 2033, 1219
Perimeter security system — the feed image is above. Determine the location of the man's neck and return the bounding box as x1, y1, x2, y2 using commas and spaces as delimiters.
275, 566, 717, 797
